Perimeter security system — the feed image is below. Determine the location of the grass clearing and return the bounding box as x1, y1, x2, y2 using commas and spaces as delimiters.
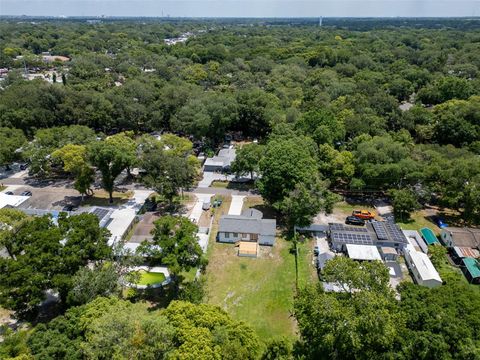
205, 236, 314, 340
397, 209, 441, 234
211, 180, 255, 191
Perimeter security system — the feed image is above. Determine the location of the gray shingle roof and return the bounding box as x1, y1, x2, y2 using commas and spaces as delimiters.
219, 215, 276, 236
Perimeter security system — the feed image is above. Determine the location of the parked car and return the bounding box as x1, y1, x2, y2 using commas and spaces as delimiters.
202, 200, 211, 210
313, 245, 319, 256
20, 191, 32, 196
62, 204, 77, 212
345, 216, 366, 226
4, 191, 14, 195
436, 217, 448, 228
352, 209, 375, 220
212, 198, 223, 208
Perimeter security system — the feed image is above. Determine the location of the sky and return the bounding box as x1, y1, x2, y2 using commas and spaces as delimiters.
0, 0, 479, 18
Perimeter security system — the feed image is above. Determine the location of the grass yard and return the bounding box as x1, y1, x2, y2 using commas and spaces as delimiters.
205, 237, 314, 340
211, 180, 255, 191
135, 270, 166, 286
397, 209, 441, 234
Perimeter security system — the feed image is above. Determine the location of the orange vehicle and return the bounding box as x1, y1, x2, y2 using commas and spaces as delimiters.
352, 209, 375, 220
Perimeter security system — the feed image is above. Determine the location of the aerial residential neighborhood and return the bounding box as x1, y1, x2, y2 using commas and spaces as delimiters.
1, 13, 480, 360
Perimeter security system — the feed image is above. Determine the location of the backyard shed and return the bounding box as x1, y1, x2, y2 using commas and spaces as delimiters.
404, 246, 442, 288
380, 247, 398, 261
238, 241, 258, 257
421, 227, 439, 246
461, 257, 480, 284
440, 227, 480, 249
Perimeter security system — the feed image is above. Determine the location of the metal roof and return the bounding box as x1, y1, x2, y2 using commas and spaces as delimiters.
346, 244, 382, 261
463, 257, 480, 278
420, 227, 439, 245
405, 246, 442, 283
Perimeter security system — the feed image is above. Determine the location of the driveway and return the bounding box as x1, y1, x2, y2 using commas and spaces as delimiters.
198, 172, 234, 188
228, 195, 245, 215
189, 193, 214, 224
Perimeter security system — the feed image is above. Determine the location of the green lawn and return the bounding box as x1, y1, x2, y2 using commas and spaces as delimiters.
211, 180, 255, 191
396, 210, 441, 234
205, 237, 314, 340
135, 271, 166, 286
82, 190, 133, 207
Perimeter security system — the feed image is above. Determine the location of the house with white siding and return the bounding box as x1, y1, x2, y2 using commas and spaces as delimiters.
217, 208, 276, 246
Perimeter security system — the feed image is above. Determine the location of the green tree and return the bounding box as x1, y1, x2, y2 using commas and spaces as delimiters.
279, 178, 336, 232
0, 213, 111, 318
140, 146, 197, 207
0, 127, 26, 167
257, 136, 318, 206
88, 140, 131, 203
428, 245, 448, 268
67, 264, 120, 306
389, 188, 420, 221
231, 143, 264, 179
296, 109, 345, 145
137, 216, 206, 282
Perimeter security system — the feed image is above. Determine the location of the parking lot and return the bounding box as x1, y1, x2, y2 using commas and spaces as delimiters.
6, 186, 80, 210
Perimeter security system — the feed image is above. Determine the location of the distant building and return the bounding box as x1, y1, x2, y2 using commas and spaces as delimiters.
217, 208, 276, 246
42, 55, 70, 63
204, 148, 236, 172
404, 245, 442, 288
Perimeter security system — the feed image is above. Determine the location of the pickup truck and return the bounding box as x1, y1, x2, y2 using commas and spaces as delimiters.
352, 210, 375, 220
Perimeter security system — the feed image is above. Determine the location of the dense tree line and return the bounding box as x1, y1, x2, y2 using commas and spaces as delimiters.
294, 257, 480, 360
1, 18, 480, 358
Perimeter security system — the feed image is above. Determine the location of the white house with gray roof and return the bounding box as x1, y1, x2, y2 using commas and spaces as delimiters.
204, 148, 236, 172
217, 208, 276, 246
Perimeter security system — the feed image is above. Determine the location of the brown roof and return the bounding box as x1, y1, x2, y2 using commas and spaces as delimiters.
446, 228, 480, 249
454, 247, 480, 259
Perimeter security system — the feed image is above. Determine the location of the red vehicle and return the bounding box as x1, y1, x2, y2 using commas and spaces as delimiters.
352, 210, 375, 220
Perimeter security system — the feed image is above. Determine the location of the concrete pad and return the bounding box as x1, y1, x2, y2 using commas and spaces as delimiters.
228, 195, 245, 215
198, 172, 234, 188
9, 170, 28, 179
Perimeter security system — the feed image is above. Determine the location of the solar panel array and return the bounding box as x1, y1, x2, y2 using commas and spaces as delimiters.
329, 223, 368, 232
372, 222, 388, 240
385, 222, 408, 244
91, 208, 110, 221
331, 232, 374, 245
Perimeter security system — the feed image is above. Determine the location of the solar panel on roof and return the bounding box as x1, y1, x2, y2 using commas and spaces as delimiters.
331, 232, 374, 245
92, 208, 109, 220
329, 223, 368, 232
372, 222, 388, 240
